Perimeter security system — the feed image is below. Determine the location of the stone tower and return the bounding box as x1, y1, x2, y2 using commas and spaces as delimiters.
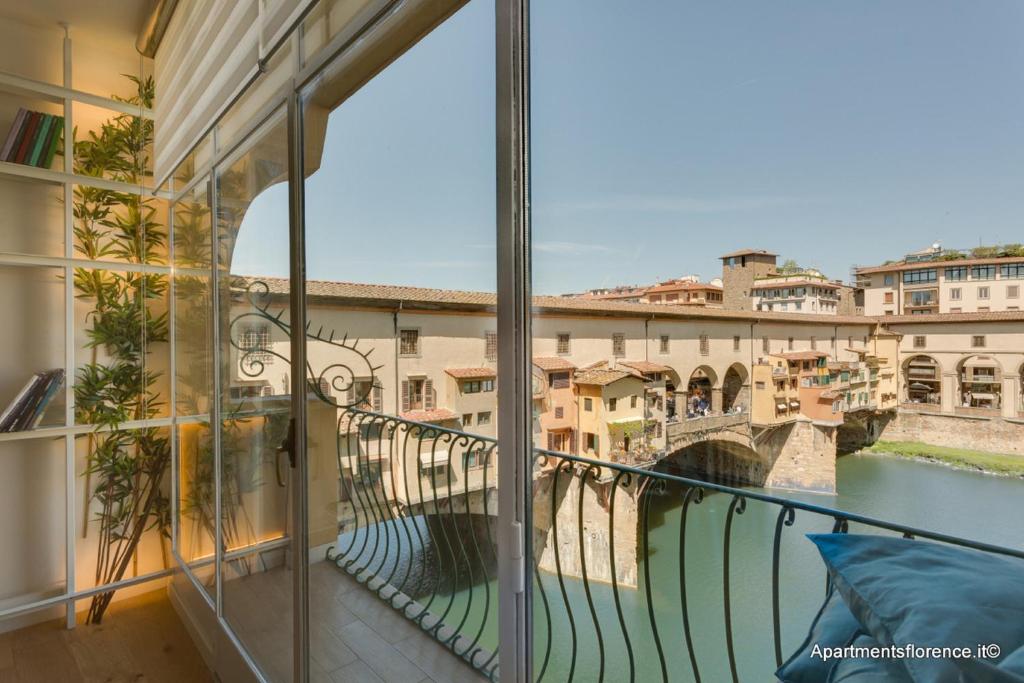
720, 249, 778, 311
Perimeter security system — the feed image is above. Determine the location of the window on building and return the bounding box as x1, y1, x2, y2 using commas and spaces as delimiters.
950, 307, 962, 313
659, 334, 669, 354
787, 337, 794, 350
463, 449, 487, 470
913, 336, 926, 349
883, 291, 894, 304
1001, 263, 1024, 279
733, 335, 740, 351
971, 265, 996, 280
699, 334, 710, 356
550, 371, 570, 389
883, 274, 894, 286
402, 378, 428, 411
609, 397, 617, 411
554, 406, 564, 419
945, 266, 967, 281
584, 397, 593, 411
584, 432, 598, 452
630, 395, 638, 409
1008, 285, 1020, 299
477, 411, 491, 425
240, 324, 274, 370
972, 335, 986, 348
755, 381, 766, 390
399, 328, 420, 356
556, 332, 571, 355
484, 331, 497, 361
462, 413, 473, 425
903, 269, 937, 284
978, 286, 990, 300
950, 287, 962, 301
612, 333, 625, 357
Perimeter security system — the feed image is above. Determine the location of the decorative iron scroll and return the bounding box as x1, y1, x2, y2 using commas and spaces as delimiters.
227, 279, 382, 407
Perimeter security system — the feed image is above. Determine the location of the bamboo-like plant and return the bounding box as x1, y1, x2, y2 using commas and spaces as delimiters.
72, 75, 171, 624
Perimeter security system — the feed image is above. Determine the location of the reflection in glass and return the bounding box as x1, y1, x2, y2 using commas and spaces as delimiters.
216, 110, 294, 682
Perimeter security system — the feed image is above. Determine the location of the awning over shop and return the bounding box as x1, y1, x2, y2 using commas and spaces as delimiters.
419, 450, 450, 467
607, 416, 644, 426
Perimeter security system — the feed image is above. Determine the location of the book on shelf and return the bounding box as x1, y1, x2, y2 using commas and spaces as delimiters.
1, 109, 64, 169
0, 369, 64, 432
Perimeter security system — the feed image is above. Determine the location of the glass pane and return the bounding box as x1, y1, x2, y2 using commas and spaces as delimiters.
530, 3, 1024, 682
217, 109, 293, 683
74, 427, 172, 601
0, 438, 66, 612
301, 1, 498, 679
173, 176, 215, 596
74, 97, 155, 191
0, 265, 65, 432
0, 175, 64, 257
0, 91, 66, 172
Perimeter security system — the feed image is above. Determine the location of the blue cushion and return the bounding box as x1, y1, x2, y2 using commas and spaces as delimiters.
809, 534, 1024, 683
829, 633, 914, 682
775, 587, 863, 682
952, 644, 1024, 682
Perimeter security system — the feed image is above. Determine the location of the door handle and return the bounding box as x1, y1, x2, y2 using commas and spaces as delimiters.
276, 417, 296, 486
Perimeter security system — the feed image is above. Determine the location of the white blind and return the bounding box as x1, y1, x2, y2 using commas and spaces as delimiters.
154, 0, 265, 183
154, 0, 464, 184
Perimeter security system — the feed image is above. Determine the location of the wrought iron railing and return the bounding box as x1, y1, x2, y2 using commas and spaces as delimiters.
324, 407, 1024, 683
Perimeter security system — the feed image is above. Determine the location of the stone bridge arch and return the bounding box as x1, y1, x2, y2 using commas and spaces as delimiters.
657, 438, 767, 487
722, 362, 750, 413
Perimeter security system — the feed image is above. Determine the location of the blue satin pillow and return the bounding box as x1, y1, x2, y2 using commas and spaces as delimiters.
809, 534, 1024, 683
775, 587, 863, 683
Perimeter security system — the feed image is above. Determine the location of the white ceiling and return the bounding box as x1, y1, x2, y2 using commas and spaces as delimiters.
0, 0, 151, 45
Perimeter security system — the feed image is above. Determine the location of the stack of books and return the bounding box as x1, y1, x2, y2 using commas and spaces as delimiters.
0, 369, 65, 432
0, 108, 64, 168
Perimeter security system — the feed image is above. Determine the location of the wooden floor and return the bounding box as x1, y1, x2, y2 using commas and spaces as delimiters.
0, 590, 213, 683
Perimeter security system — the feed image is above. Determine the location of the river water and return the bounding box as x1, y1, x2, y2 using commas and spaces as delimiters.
433, 451, 1024, 681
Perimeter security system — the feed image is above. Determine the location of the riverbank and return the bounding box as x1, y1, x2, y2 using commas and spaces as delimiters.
863, 440, 1024, 477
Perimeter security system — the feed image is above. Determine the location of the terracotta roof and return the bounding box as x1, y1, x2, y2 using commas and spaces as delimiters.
646, 281, 722, 294
236, 276, 1024, 326
399, 408, 459, 423
855, 255, 1024, 275
580, 288, 647, 300
878, 310, 1024, 324
573, 368, 643, 386
721, 248, 778, 259
444, 367, 496, 379
773, 351, 828, 361
533, 357, 576, 371
752, 279, 840, 290
618, 360, 672, 374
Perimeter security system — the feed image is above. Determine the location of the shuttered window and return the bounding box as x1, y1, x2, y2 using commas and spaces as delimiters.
484, 331, 497, 361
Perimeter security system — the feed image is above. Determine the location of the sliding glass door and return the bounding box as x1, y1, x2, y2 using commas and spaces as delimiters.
296, 1, 502, 680
215, 109, 295, 682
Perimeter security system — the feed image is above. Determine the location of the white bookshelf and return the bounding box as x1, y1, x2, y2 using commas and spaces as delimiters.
0, 26, 170, 632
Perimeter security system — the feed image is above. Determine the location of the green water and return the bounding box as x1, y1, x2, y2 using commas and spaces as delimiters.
436, 451, 1024, 681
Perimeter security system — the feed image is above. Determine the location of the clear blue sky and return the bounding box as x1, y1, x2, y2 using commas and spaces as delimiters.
233, 0, 1024, 296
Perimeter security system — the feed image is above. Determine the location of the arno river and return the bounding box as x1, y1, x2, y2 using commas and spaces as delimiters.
430, 452, 1024, 681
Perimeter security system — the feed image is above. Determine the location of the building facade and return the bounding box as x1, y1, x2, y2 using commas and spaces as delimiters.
856, 254, 1024, 316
